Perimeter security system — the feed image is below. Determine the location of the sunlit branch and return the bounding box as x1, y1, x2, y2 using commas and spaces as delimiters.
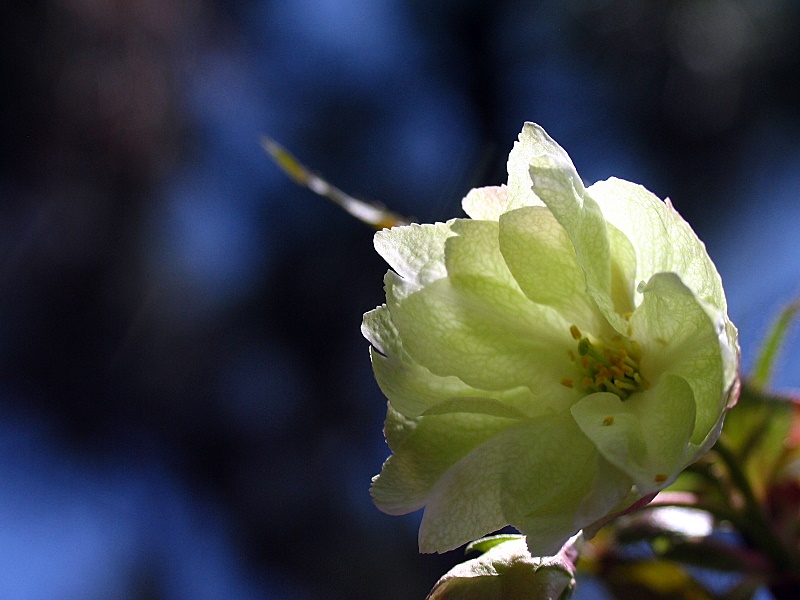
261, 136, 409, 229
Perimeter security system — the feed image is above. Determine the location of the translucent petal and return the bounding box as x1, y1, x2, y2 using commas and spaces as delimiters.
361, 304, 396, 357
371, 410, 519, 518
421, 397, 530, 420
587, 177, 727, 312
519, 123, 630, 334
630, 272, 726, 445
383, 402, 418, 453
419, 413, 630, 554
461, 185, 509, 221
506, 126, 548, 212
498, 206, 610, 337
366, 303, 554, 419
389, 277, 575, 400
445, 219, 521, 291
364, 305, 492, 417
373, 221, 455, 287
369, 349, 461, 418
570, 373, 697, 494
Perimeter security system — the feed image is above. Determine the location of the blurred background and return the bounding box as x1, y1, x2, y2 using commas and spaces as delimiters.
1, 0, 800, 598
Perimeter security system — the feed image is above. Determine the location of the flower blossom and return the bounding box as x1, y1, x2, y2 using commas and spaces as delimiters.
362, 123, 739, 556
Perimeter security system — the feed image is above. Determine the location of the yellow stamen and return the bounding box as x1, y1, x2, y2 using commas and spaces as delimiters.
603, 380, 626, 398
614, 379, 637, 391
602, 416, 615, 426
563, 326, 646, 401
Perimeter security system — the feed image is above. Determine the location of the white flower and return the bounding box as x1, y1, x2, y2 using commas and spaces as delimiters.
362, 123, 739, 555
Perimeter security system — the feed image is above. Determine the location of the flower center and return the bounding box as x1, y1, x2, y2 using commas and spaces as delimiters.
560, 325, 645, 400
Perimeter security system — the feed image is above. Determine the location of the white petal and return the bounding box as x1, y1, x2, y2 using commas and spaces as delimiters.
374, 221, 455, 287
461, 185, 509, 221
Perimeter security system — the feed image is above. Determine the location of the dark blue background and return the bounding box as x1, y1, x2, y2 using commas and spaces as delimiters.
1, 0, 799, 598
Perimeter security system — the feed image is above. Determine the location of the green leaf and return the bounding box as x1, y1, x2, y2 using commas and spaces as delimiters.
750, 299, 800, 392
715, 383, 796, 498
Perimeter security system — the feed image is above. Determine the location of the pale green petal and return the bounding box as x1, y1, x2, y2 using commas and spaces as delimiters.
371, 411, 519, 518
389, 276, 578, 403
505, 125, 548, 212
445, 219, 521, 291
502, 415, 630, 555
421, 397, 530, 420
630, 272, 726, 446
574, 456, 635, 529
570, 373, 697, 494
462, 185, 508, 221
498, 206, 610, 337
371, 343, 543, 419
374, 221, 455, 287
361, 304, 396, 357
419, 413, 630, 554
383, 403, 419, 453
364, 305, 486, 417
366, 296, 568, 418
369, 349, 463, 418
587, 177, 726, 312
520, 123, 630, 334
607, 222, 637, 316
383, 215, 578, 397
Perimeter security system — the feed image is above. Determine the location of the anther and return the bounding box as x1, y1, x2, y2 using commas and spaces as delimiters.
602, 416, 614, 426
563, 326, 646, 400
